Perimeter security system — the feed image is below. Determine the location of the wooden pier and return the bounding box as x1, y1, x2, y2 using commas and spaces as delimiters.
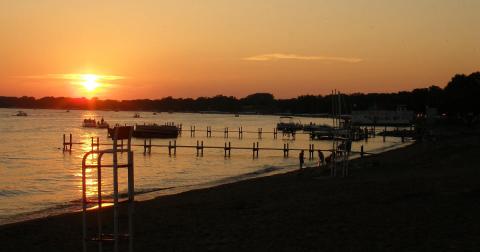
63, 134, 373, 159
183, 126, 290, 139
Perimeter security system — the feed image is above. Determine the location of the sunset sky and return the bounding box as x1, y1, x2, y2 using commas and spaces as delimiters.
1, 0, 479, 99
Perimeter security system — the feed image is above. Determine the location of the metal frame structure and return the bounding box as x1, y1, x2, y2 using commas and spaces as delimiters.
82, 126, 135, 252
331, 90, 351, 177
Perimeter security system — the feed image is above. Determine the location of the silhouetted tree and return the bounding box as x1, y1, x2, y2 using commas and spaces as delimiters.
0, 72, 478, 116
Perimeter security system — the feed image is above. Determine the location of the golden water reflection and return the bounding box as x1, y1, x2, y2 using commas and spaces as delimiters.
75, 132, 127, 202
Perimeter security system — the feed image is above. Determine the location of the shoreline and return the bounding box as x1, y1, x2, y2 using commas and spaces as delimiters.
4, 127, 478, 251
0, 139, 412, 227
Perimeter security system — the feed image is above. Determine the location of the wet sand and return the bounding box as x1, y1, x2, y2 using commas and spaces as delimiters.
1, 128, 480, 251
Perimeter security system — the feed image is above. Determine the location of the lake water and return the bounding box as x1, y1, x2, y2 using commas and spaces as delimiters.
0, 108, 408, 225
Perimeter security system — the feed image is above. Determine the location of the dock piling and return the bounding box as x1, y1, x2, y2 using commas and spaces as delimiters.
252, 142, 260, 159
174, 140, 177, 155
168, 141, 171, 156
224, 127, 229, 138
63, 133, 73, 152
190, 126, 196, 137
224, 142, 231, 157
308, 144, 314, 160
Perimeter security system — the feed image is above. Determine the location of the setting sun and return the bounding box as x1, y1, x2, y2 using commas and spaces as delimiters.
81, 74, 100, 91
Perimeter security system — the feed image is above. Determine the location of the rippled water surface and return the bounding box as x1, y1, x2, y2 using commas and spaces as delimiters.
0, 108, 407, 224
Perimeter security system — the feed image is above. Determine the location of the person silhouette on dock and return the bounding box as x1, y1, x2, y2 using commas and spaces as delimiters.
299, 150, 305, 170
317, 150, 325, 168
325, 151, 335, 166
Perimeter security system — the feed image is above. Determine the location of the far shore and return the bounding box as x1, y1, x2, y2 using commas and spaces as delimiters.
1, 125, 479, 251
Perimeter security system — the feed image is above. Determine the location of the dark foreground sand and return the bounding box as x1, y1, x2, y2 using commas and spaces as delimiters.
1, 129, 480, 251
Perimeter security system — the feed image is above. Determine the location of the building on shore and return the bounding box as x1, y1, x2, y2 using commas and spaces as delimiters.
352, 105, 414, 126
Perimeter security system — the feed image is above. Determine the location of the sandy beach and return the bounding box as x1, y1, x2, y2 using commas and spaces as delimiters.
1, 127, 480, 251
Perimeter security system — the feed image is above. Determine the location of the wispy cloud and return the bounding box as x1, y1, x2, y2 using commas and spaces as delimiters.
20, 73, 125, 81
243, 53, 363, 63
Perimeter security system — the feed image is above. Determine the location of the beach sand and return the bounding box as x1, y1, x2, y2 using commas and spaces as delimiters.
1, 128, 480, 251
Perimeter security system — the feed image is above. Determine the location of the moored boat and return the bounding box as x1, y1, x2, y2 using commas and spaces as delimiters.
132, 124, 180, 138
302, 123, 334, 132
276, 116, 303, 132
15, 111, 28, 116
96, 118, 109, 128
82, 119, 97, 128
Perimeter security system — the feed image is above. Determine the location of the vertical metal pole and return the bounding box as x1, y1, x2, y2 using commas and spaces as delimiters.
63, 134, 66, 151
97, 153, 103, 252
128, 150, 134, 252
70, 134, 72, 151
82, 157, 87, 252
112, 130, 119, 252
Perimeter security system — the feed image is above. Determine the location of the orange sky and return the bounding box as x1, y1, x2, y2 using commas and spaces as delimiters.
0, 0, 479, 99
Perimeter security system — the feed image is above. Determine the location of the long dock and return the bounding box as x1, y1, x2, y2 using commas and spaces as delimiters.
118, 123, 380, 142
62, 134, 374, 160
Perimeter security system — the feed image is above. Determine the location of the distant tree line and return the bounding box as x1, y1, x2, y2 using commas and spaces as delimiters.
1, 72, 478, 116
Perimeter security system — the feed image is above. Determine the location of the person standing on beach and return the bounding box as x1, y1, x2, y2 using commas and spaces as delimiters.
299, 150, 305, 169
317, 150, 325, 168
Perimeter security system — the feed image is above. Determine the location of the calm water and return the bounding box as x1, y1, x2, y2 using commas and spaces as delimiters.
0, 108, 408, 225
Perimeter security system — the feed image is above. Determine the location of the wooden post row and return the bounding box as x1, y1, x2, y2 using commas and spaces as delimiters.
224, 142, 231, 157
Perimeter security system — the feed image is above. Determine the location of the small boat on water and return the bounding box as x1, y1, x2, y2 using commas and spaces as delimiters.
276, 116, 303, 132
302, 122, 334, 132
133, 113, 141, 118
82, 117, 109, 128
15, 111, 28, 116
82, 119, 97, 128
96, 120, 109, 129
131, 124, 180, 138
